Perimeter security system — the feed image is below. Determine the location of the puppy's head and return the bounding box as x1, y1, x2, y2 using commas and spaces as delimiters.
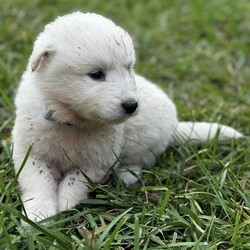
29, 12, 138, 126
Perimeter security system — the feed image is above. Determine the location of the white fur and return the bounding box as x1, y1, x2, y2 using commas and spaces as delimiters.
12, 12, 243, 225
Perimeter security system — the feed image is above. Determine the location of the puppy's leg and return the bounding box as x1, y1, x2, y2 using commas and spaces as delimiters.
58, 169, 88, 212
18, 156, 58, 226
116, 165, 141, 185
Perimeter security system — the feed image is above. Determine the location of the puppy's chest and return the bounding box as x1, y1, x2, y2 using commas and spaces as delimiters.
36, 124, 125, 172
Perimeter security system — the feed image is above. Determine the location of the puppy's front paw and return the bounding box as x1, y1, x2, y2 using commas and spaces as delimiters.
21, 201, 58, 227
58, 171, 89, 212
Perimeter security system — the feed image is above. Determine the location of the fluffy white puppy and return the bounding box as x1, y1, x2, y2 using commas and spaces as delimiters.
12, 12, 242, 225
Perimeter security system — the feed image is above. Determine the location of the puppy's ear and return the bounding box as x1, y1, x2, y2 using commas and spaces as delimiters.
30, 43, 56, 72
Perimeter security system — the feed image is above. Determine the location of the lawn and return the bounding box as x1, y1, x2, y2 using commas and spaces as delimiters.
0, 0, 250, 249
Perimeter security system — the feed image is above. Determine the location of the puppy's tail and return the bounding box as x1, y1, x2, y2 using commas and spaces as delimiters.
171, 122, 243, 146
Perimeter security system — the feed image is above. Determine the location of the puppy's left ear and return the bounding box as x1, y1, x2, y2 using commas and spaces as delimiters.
29, 43, 56, 72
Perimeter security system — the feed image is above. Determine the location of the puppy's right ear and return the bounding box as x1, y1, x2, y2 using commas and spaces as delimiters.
30, 43, 56, 72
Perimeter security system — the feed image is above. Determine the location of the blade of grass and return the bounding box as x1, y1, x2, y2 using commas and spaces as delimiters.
232, 206, 242, 248
134, 215, 140, 250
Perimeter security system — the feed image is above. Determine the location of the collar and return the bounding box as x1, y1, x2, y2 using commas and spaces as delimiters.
42, 103, 56, 121
42, 103, 72, 125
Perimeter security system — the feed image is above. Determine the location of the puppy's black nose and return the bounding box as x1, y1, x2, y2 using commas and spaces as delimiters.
122, 100, 138, 114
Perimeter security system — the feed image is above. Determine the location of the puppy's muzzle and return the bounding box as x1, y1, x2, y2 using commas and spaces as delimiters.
122, 100, 138, 114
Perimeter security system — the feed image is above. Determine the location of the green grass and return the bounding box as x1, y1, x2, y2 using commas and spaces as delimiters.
1, 0, 250, 249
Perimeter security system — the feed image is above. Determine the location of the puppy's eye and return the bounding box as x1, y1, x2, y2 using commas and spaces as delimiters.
88, 70, 105, 81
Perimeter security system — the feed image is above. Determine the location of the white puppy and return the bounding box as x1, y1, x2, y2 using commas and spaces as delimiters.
12, 12, 242, 225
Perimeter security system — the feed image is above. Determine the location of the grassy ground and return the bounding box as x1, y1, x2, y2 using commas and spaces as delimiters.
1, 0, 250, 249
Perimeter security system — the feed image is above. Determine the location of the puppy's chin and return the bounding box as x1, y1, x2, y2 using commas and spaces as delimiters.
91, 106, 140, 125
97, 114, 131, 125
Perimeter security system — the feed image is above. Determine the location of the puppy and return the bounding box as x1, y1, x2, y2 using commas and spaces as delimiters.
12, 12, 242, 225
